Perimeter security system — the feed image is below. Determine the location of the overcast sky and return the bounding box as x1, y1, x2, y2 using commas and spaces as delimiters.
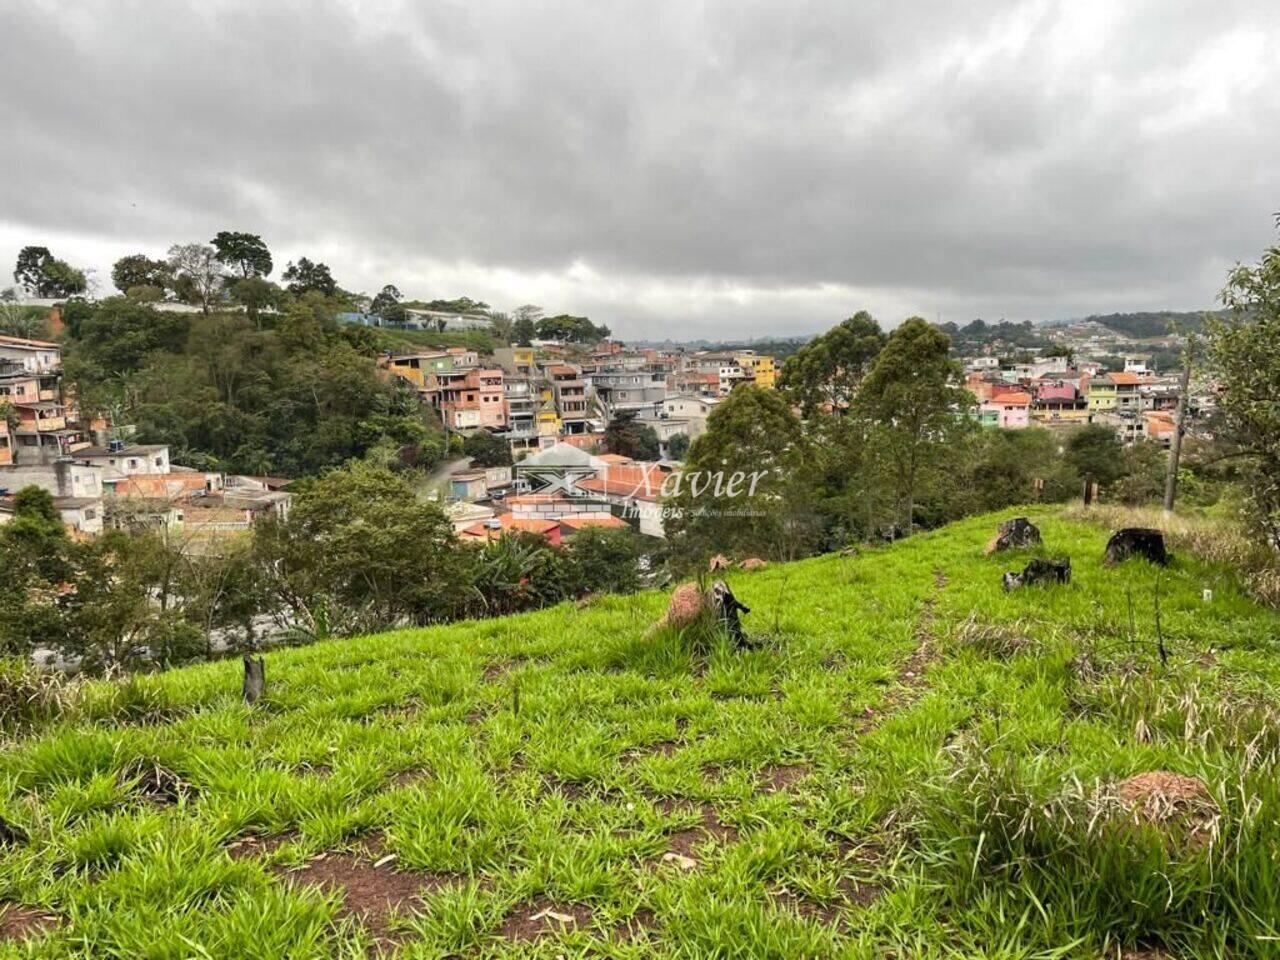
2, 0, 1277, 339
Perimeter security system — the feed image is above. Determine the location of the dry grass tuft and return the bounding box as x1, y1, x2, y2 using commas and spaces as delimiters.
1064, 503, 1280, 608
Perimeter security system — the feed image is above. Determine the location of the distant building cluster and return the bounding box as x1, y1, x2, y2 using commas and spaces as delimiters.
0, 333, 291, 538
964, 350, 1193, 446
379, 340, 781, 542
379, 341, 777, 458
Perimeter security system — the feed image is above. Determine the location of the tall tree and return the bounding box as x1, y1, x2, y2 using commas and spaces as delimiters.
282, 257, 337, 296
13, 245, 87, 298
512, 317, 537, 346
604, 411, 661, 461
167, 243, 226, 314
1207, 218, 1280, 550
665, 385, 819, 564
111, 253, 172, 295
778, 311, 886, 417
210, 231, 273, 278
1064, 424, 1126, 488
463, 430, 513, 467
855, 318, 969, 533
370, 284, 406, 323
253, 461, 466, 630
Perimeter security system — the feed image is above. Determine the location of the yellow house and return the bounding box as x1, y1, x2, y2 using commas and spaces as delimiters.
1086, 376, 1117, 412
735, 353, 777, 388
535, 390, 560, 436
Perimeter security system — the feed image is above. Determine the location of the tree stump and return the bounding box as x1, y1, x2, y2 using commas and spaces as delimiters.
984, 517, 1042, 555
1104, 528, 1169, 566
243, 655, 265, 704
1002, 557, 1071, 592
710, 580, 751, 646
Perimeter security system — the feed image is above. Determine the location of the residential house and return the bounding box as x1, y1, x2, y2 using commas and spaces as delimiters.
592, 368, 666, 415
74, 443, 172, 485
433, 367, 507, 431
0, 335, 60, 374
546, 364, 589, 434
1031, 381, 1090, 425
1143, 410, 1177, 448
449, 471, 489, 501
980, 391, 1032, 429
445, 500, 496, 533
0, 458, 105, 535
734, 352, 777, 388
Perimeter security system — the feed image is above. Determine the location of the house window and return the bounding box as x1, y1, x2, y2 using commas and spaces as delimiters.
128, 459, 139, 468
154, 457, 163, 466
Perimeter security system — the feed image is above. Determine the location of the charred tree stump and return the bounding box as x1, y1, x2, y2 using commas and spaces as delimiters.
1104, 528, 1169, 566
242, 655, 265, 704
1002, 557, 1072, 591
984, 517, 1042, 555
710, 580, 751, 647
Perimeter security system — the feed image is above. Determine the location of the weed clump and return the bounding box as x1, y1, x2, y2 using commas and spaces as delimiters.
117, 757, 193, 805
913, 744, 1280, 957
0, 658, 77, 732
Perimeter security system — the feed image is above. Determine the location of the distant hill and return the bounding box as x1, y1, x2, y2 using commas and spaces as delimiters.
1082, 310, 1224, 340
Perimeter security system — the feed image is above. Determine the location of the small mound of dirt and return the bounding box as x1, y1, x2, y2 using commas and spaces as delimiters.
118, 758, 193, 805
499, 899, 593, 941
1115, 771, 1217, 841
659, 583, 706, 629
0, 904, 60, 941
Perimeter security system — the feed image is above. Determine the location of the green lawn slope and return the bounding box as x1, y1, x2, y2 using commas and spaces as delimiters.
2, 510, 1279, 959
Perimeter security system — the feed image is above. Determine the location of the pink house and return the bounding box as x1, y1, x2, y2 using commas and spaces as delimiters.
981, 391, 1032, 428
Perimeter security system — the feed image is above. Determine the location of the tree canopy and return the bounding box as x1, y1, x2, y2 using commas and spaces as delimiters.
778, 311, 885, 417
13, 245, 87, 298
211, 231, 273, 278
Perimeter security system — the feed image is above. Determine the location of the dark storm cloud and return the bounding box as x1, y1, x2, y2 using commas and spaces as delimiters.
1, 0, 1277, 337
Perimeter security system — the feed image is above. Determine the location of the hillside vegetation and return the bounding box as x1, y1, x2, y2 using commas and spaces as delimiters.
2, 511, 1279, 958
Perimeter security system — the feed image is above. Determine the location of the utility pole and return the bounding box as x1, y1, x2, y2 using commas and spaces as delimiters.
1162, 336, 1194, 513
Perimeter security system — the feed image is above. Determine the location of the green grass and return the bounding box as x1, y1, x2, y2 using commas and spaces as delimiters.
2, 510, 1279, 958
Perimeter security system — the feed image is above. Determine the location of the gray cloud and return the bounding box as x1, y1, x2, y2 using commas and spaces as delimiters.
2, 0, 1277, 338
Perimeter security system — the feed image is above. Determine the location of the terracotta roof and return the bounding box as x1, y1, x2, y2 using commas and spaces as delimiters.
462, 514, 559, 538
558, 513, 628, 531
989, 392, 1032, 405
113, 473, 210, 499
576, 463, 665, 500
0, 334, 59, 349
1106, 372, 1145, 385
504, 493, 570, 506
596, 454, 633, 463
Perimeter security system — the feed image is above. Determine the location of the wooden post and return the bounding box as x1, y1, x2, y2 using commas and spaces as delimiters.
1082, 473, 1094, 506
243, 655, 265, 704
1163, 336, 1195, 513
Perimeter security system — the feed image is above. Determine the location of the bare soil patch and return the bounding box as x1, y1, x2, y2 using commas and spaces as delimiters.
663, 803, 739, 867
280, 842, 454, 951
758, 763, 810, 793
483, 656, 529, 682
0, 904, 61, 941
227, 831, 298, 860
498, 899, 594, 941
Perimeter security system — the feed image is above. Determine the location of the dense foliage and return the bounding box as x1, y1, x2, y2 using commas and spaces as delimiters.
1206, 222, 1280, 551
65, 295, 442, 476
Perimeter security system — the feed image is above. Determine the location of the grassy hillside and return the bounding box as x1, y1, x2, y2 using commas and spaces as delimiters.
2, 511, 1279, 958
